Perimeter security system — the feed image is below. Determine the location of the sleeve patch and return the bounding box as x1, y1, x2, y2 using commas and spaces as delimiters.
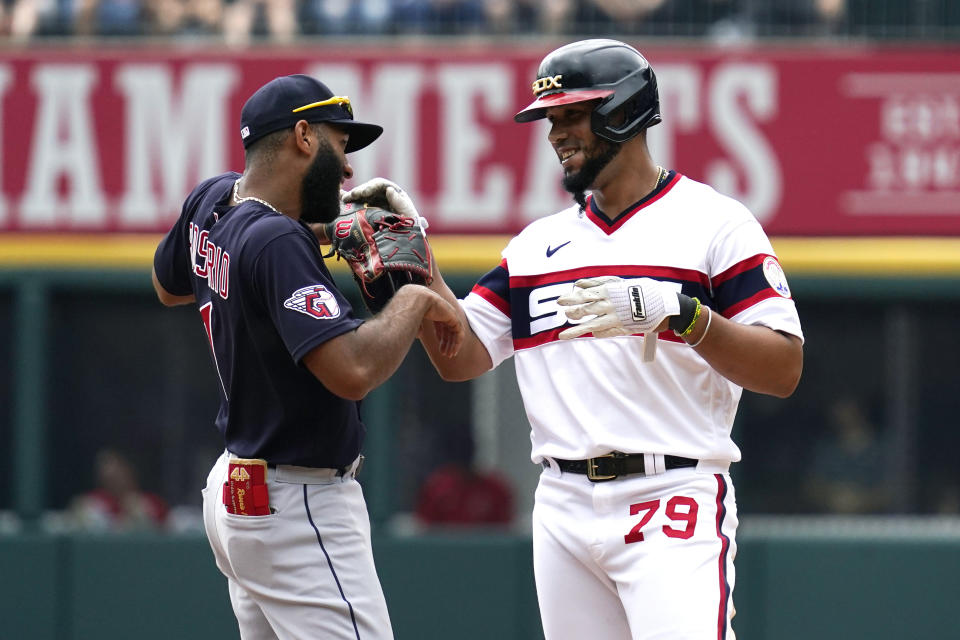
712, 253, 793, 317
283, 285, 342, 319
762, 256, 792, 298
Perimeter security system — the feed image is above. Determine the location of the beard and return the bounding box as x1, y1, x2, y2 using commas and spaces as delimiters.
300, 138, 346, 224
561, 138, 622, 212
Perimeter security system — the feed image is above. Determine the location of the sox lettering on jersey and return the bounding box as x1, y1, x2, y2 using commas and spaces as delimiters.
475, 256, 792, 351
524, 278, 683, 344
528, 282, 575, 335
472, 256, 708, 350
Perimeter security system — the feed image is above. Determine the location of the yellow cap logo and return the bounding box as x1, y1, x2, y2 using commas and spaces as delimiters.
532, 75, 563, 97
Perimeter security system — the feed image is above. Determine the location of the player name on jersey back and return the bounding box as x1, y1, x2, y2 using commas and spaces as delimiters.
190, 221, 231, 300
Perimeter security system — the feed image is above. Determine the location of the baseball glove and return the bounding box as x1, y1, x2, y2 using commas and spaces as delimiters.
322, 202, 433, 314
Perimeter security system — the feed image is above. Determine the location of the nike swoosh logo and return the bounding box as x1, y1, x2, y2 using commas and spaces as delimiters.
546, 241, 571, 257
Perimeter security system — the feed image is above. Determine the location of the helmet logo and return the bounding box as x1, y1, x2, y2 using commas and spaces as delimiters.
532, 75, 563, 97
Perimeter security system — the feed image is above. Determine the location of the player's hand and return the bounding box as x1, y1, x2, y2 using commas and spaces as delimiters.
310, 222, 332, 245
556, 276, 679, 340
342, 178, 429, 234
419, 288, 464, 357
309, 190, 352, 244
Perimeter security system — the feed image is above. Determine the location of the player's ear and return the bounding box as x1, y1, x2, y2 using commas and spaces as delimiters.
292, 120, 312, 153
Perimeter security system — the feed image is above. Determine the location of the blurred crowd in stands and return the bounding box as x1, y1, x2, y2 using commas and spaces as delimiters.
1, 0, 957, 42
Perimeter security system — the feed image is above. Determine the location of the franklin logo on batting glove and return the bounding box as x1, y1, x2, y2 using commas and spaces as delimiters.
629, 285, 646, 322
557, 276, 680, 340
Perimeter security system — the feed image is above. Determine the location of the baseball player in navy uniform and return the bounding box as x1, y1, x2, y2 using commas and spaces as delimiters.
152, 74, 462, 640
375, 40, 804, 639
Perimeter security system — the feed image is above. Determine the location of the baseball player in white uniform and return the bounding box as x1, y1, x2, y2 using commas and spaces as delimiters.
351, 39, 805, 639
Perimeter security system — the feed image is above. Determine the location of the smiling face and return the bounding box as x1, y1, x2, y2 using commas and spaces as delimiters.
546, 100, 623, 209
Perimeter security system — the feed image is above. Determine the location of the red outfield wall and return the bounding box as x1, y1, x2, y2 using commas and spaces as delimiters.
0, 44, 957, 236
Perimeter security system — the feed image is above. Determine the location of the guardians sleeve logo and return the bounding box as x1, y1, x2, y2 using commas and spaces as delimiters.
283, 285, 341, 319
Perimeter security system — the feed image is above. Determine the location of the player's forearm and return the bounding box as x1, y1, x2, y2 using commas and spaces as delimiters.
418, 271, 492, 381
419, 312, 491, 382
304, 286, 436, 399
690, 314, 803, 397
346, 286, 441, 395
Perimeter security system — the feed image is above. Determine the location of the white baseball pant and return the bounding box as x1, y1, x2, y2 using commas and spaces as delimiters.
202, 451, 393, 640
533, 463, 738, 640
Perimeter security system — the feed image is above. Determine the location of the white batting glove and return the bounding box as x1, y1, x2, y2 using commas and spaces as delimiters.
342, 178, 429, 234
557, 276, 681, 340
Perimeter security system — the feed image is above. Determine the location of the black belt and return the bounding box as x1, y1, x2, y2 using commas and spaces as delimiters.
549, 452, 698, 482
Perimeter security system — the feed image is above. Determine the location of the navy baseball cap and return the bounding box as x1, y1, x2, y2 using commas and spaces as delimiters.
239, 74, 383, 153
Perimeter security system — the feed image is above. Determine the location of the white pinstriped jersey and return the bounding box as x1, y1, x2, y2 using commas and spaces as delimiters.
461, 172, 804, 465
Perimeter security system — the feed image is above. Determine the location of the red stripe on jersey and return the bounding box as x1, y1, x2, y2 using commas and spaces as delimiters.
714, 474, 732, 640
586, 173, 682, 236
513, 330, 682, 351
514, 328, 564, 349
711, 254, 772, 287
509, 264, 709, 289
722, 288, 781, 318
471, 284, 510, 317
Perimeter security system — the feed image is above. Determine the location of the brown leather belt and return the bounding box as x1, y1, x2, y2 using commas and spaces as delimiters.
550, 452, 698, 482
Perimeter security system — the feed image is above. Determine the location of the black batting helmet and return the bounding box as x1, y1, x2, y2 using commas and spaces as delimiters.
514, 39, 661, 143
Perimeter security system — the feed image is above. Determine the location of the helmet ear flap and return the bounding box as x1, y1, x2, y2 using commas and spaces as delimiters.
590, 67, 662, 143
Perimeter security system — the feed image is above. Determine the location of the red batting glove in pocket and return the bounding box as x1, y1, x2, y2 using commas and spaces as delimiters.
222, 459, 271, 516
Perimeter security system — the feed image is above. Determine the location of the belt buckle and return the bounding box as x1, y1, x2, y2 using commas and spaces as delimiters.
586, 453, 617, 482
338, 455, 365, 479
352, 455, 365, 479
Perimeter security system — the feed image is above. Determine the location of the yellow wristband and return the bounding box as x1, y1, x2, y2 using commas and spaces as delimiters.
687, 307, 712, 347
679, 298, 702, 337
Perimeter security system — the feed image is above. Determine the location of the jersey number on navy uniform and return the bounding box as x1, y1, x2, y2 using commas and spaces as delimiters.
200, 302, 229, 400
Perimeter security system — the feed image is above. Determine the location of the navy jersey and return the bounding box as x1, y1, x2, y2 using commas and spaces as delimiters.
154, 172, 365, 468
